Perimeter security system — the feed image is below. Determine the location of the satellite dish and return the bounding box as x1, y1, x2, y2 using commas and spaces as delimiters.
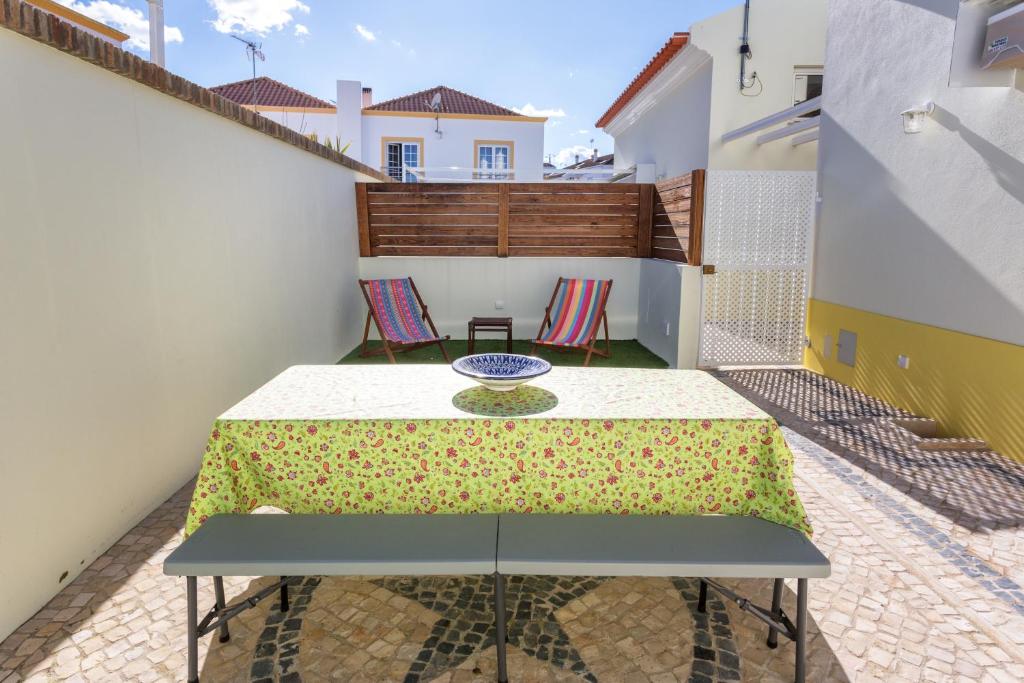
429, 92, 442, 111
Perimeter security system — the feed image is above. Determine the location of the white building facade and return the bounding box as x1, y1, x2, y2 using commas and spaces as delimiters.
598, 0, 826, 178
341, 84, 546, 182
806, 0, 1024, 460
212, 79, 546, 182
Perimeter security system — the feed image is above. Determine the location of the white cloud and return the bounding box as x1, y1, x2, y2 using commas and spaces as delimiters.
355, 23, 376, 41
208, 0, 310, 36
514, 103, 567, 118
58, 1, 183, 51
551, 145, 596, 168
389, 38, 416, 57
293, 23, 309, 37
577, 129, 589, 135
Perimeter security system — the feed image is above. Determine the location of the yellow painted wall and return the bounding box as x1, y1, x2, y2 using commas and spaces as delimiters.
805, 299, 1024, 462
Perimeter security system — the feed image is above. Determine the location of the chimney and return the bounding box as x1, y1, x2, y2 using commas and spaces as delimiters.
147, 0, 165, 67
592, 148, 598, 161
336, 80, 364, 162
574, 153, 580, 165
361, 87, 373, 107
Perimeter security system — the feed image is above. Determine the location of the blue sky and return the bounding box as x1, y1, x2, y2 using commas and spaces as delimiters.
60, 0, 738, 166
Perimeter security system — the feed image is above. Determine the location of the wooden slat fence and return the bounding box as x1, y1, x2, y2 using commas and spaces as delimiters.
508, 183, 641, 257
356, 173, 703, 262
358, 183, 500, 257
651, 170, 704, 265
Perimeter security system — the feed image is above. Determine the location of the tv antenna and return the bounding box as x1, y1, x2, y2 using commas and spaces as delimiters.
426, 91, 443, 138
231, 35, 265, 108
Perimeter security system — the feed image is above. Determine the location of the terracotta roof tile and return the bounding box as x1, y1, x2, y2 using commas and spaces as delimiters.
209, 77, 334, 109
364, 85, 524, 117
595, 32, 689, 128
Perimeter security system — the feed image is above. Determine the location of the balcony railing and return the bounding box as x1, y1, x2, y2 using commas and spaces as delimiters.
380, 166, 518, 183
379, 166, 638, 183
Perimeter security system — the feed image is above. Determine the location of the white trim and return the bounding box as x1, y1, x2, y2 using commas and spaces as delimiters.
791, 129, 819, 146
990, 1, 1024, 24
756, 116, 821, 145
603, 45, 712, 137
721, 97, 822, 143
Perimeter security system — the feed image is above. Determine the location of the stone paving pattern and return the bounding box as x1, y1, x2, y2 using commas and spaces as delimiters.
2, 369, 1023, 682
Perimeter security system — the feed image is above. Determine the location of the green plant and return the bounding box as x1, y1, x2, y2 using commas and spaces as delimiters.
307, 134, 352, 156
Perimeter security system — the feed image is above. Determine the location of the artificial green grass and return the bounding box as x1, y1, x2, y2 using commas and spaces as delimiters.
337, 339, 668, 368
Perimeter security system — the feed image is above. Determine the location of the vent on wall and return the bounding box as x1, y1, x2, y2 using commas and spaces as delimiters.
837, 329, 857, 367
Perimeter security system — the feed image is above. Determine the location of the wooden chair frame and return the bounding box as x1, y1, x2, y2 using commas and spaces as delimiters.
358, 278, 451, 364
531, 277, 613, 367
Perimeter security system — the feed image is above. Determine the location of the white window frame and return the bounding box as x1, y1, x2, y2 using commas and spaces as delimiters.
383, 138, 423, 182
793, 67, 823, 117
474, 140, 514, 180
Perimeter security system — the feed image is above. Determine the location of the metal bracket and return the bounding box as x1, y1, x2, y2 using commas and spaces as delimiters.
701, 578, 797, 642
196, 577, 291, 639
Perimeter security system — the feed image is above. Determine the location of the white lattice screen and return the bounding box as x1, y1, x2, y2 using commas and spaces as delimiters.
698, 171, 817, 367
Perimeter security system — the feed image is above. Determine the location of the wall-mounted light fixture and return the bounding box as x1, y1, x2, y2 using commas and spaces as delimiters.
899, 101, 934, 134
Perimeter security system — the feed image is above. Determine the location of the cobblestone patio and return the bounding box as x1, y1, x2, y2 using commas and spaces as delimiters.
2, 369, 1023, 682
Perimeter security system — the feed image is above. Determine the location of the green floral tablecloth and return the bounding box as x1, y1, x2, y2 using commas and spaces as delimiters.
186, 366, 811, 536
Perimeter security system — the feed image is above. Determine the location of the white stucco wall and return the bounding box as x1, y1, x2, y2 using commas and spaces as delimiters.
814, 0, 1024, 345
360, 115, 545, 181
636, 259, 702, 368
699, 0, 825, 171
256, 109, 338, 143
0, 29, 372, 640
607, 0, 825, 175
612, 59, 713, 180
357, 258, 641, 340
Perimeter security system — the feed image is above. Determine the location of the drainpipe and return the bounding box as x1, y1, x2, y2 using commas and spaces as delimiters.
739, 0, 752, 91
148, 0, 165, 67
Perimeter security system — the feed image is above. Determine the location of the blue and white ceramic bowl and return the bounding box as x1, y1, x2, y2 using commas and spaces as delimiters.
452, 353, 552, 392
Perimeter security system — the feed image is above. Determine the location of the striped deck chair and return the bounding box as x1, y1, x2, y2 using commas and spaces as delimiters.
532, 277, 613, 367
358, 278, 451, 363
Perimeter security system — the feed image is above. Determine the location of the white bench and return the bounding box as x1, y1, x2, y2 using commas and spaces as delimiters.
164, 514, 829, 683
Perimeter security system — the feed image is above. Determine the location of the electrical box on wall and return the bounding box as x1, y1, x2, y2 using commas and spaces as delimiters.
983, 2, 1024, 69
837, 330, 857, 368
950, 1, 1019, 87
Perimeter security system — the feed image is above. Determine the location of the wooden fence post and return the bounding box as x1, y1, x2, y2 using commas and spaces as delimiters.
637, 184, 654, 258
355, 183, 372, 257
497, 184, 510, 257
687, 169, 705, 266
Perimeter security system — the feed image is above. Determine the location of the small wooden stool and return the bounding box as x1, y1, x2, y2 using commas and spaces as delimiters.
468, 317, 513, 355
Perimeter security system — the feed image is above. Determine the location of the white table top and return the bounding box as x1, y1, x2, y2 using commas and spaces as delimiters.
218, 365, 769, 422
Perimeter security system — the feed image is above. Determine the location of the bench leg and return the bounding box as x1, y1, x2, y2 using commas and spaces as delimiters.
767, 578, 784, 649
697, 579, 708, 613
186, 576, 199, 683
212, 577, 230, 643
493, 572, 508, 683
795, 578, 807, 683
280, 577, 289, 612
